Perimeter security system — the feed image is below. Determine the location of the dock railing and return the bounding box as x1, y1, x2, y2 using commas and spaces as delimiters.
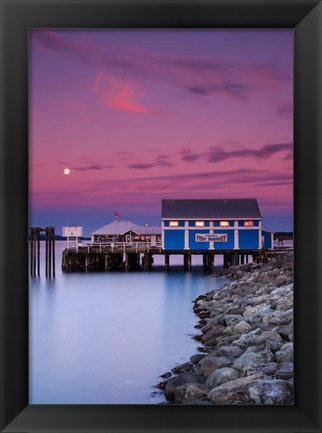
65, 241, 162, 253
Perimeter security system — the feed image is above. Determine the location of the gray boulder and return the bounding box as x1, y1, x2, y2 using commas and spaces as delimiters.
265, 341, 284, 353
263, 309, 293, 326
207, 373, 263, 404
275, 362, 293, 380
190, 354, 205, 365
242, 361, 278, 376
223, 314, 243, 326
232, 329, 261, 348
205, 367, 240, 389
215, 345, 244, 358
248, 379, 293, 404
275, 343, 293, 364
232, 350, 274, 372
171, 361, 193, 374
174, 383, 207, 404
201, 324, 225, 345
199, 356, 233, 377
224, 321, 252, 335
164, 372, 205, 401
243, 304, 269, 317
256, 331, 283, 345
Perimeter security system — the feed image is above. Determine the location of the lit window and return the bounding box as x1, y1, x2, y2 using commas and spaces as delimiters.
220, 221, 229, 227
169, 221, 179, 227
244, 221, 254, 227
195, 221, 205, 227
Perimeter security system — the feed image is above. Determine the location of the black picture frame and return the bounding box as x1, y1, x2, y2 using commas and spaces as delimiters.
0, 0, 321, 432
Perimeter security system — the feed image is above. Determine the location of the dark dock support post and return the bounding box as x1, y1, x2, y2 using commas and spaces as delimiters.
30, 228, 33, 276
126, 253, 140, 271
165, 253, 170, 271
142, 252, 152, 271
184, 253, 191, 271
48, 228, 51, 276
37, 228, 40, 276
45, 226, 55, 277
29, 227, 37, 277
52, 227, 55, 276
203, 253, 213, 271
210, 252, 214, 269
33, 229, 37, 276
104, 254, 109, 271
45, 228, 48, 276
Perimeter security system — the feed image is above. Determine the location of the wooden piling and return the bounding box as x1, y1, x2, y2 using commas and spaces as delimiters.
104, 254, 109, 271
32, 229, 37, 276
142, 252, 152, 271
165, 253, 170, 271
203, 253, 213, 271
184, 253, 191, 271
49, 228, 52, 276
37, 228, 40, 276
52, 227, 55, 276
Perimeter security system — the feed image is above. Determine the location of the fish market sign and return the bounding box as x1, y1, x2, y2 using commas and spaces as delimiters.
195, 234, 227, 242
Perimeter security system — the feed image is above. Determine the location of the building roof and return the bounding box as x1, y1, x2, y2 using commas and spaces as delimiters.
91, 221, 161, 236
91, 220, 136, 235
162, 199, 262, 219
132, 226, 161, 235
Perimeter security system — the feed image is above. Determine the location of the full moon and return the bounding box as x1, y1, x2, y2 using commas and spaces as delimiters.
64, 168, 70, 175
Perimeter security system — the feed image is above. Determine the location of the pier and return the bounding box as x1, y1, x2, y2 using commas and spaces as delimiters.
61, 242, 269, 272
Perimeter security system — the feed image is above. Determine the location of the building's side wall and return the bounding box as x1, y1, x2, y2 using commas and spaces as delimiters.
238, 230, 260, 250
262, 230, 273, 249
164, 229, 185, 250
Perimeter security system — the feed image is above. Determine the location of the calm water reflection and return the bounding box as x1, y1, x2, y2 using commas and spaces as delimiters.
29, 242, 226, 404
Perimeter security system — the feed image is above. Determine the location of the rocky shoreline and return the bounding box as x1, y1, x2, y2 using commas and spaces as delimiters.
157, 252, 293, 405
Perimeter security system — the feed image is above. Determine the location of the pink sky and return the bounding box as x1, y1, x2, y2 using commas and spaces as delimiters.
29, 29, 293, 235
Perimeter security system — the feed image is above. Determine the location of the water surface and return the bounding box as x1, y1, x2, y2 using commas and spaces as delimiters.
29, 242, 226, 404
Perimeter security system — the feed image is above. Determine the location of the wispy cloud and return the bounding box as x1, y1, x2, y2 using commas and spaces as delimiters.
32, 167, 292, 203
56, 160, 115, 171
128, 163, 155, 170
128, 154, 173, 170
35, 30, 291, 104
93, 73, 158, 114
72, 164, 115, 171
181, 142, 293, 164
186, 82, 248, 100
35, 29, 92, 62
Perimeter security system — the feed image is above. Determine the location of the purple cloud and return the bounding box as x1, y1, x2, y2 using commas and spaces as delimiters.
72, 164, 115, 171
34, 30, 290, 104
128, 163, 155, 170
181, 142, 293, 164
186, 82, 248, 99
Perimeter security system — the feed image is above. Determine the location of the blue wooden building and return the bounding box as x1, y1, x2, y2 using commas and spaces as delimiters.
162, 198, 272, 251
